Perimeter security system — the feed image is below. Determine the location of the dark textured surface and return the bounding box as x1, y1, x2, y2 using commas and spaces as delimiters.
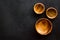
0, 0, 60, 40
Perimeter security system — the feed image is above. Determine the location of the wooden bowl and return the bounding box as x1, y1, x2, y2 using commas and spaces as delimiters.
35, 18, 52, 35
34, 3, 45, 14
46, 7, 58, 19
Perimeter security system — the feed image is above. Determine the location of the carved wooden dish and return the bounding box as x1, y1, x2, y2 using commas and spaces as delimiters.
34, 3, 45, 14
35, 18, 52, 35
46, 7, 58, 19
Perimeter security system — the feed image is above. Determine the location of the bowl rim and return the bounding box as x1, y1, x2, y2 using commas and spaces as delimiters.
35, 18, 53, 35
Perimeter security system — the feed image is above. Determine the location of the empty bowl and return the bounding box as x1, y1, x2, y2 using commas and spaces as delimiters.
46, 7, 58, 19
35, 18, 52, 35
34, 3, 45, 14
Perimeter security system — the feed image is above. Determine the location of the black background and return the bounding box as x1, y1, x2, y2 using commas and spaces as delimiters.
0, 0, 60, 40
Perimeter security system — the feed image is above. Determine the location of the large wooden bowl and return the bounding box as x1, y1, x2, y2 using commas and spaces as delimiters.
35, 18, 52, 35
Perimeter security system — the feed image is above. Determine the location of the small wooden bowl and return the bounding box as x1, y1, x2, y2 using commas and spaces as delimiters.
35, 18, 52, 35
46, 7, 58, 19
34, 3, 45, 14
